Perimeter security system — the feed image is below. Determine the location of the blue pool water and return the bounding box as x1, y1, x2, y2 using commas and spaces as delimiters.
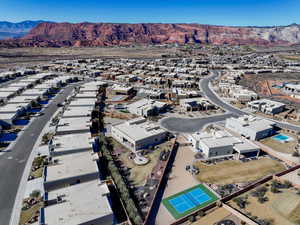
0, 133, 17, 142
13, 119, 29, 126
39, 100, 49, 105
27, 108, 42, 113
272, 134, 291, 142
168, 187, 212, 214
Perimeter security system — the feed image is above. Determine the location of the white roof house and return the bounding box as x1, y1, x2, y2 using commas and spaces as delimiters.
44, 150, 99, 190
127, 98, 168, 117
225, 115, 276, 140
79, 81, 107, 92
188, 130, 260, 159
56, 117, 91, 135
68, 98, 97, 107
62, 106, 93, 118
42, 180, 113, 225
111, 84, 134, 95
111, 117, 168, 151
248, 99, 285, 115
51, 133, 93, 155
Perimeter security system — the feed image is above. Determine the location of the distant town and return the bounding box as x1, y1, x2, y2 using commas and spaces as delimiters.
1, 43, 300, 225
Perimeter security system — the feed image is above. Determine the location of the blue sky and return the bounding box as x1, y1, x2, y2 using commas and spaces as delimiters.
1, 0, 299, 26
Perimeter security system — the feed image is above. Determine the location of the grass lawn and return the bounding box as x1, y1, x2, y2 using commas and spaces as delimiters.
229, 182, 300, 225
194, 158, 285, 185
19, 202, 43, 225
162, 184, 219, 220
260, 133, 298, 154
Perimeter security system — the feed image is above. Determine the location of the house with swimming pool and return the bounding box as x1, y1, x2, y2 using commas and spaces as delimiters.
225, 115, 276, 141
188, 130, 260, 159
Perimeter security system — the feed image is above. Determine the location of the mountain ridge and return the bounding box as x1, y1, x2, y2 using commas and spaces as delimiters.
1, 22, 300, 47
0, 20, 50, 39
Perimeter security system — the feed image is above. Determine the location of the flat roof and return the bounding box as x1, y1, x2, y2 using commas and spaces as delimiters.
201, 136, 240, 148
7, 95, 37, 103
46, 151, 98, 182
68, 98, 97, 107
248, 99, 285, 108
75, 92, 97, 98
43, 180, 113, 225
52, 133, 93, 153
21, 89, 46, 96
57, 117, 91, 133
0, 92, 15, 99
8, 82, 31, 87
0, 112, 16, 121
62, 106, 92, 118
233, 140, 260, 153
113, 117, 167, 142
0, 86, 23, 92
0, 103, 28, 113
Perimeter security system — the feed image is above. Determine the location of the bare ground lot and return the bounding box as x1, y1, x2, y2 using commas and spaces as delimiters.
194, 158, 286, 185
239, 72, 300, 106
0, 46, 176, 69
260, 132, 298, 154
229, 182, 300, 225
192, 207, 243, 225
279, 55, 300, 61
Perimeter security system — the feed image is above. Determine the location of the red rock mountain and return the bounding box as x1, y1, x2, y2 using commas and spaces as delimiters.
1, 22, 300, 47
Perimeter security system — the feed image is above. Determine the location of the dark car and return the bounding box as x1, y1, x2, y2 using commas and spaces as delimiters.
56, 103, 64, 107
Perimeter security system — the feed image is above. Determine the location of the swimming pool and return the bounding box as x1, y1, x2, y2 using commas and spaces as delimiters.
272, 134, 293, 142
0, 133, 17, 142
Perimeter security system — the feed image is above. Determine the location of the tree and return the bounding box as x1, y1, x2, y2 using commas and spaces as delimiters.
283, 180, 292, 188
30, 190, 41, 198
270, 186, 279, 193
233, 197, 248, 209
197, 210, 205, 217
188, 215, 196, 222
258, 196, 268, 204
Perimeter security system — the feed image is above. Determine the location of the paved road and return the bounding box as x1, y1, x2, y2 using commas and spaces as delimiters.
160, 114, 232, 133
0, 85, 75, 225
200, 71, 300, 132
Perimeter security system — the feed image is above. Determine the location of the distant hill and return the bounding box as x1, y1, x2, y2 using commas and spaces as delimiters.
1, 22, 300, 47
0, 20, 50, 39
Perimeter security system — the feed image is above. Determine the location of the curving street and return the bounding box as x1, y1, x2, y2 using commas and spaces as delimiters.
0, 85, 75, 225
200, 71, 300, 132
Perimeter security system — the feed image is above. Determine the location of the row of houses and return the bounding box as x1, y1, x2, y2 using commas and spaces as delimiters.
40, 81, 113, 225
0, 73, 78, 128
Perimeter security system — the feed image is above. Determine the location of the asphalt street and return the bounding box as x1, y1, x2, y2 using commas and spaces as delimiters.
160, 113, 233, 133
0, 85, 75, 225
200, 71, 300, 132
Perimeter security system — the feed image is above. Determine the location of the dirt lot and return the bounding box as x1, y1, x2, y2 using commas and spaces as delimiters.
194, 158, 285, 185
280, 55, 300, 61
239, 72, 300, 106
113, 139, 172, 186
192, 207, 242, 225
156, 137, 200, 225
260, 132, 298, 154
0, 46, 176, 69
229, 182, 300, 225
